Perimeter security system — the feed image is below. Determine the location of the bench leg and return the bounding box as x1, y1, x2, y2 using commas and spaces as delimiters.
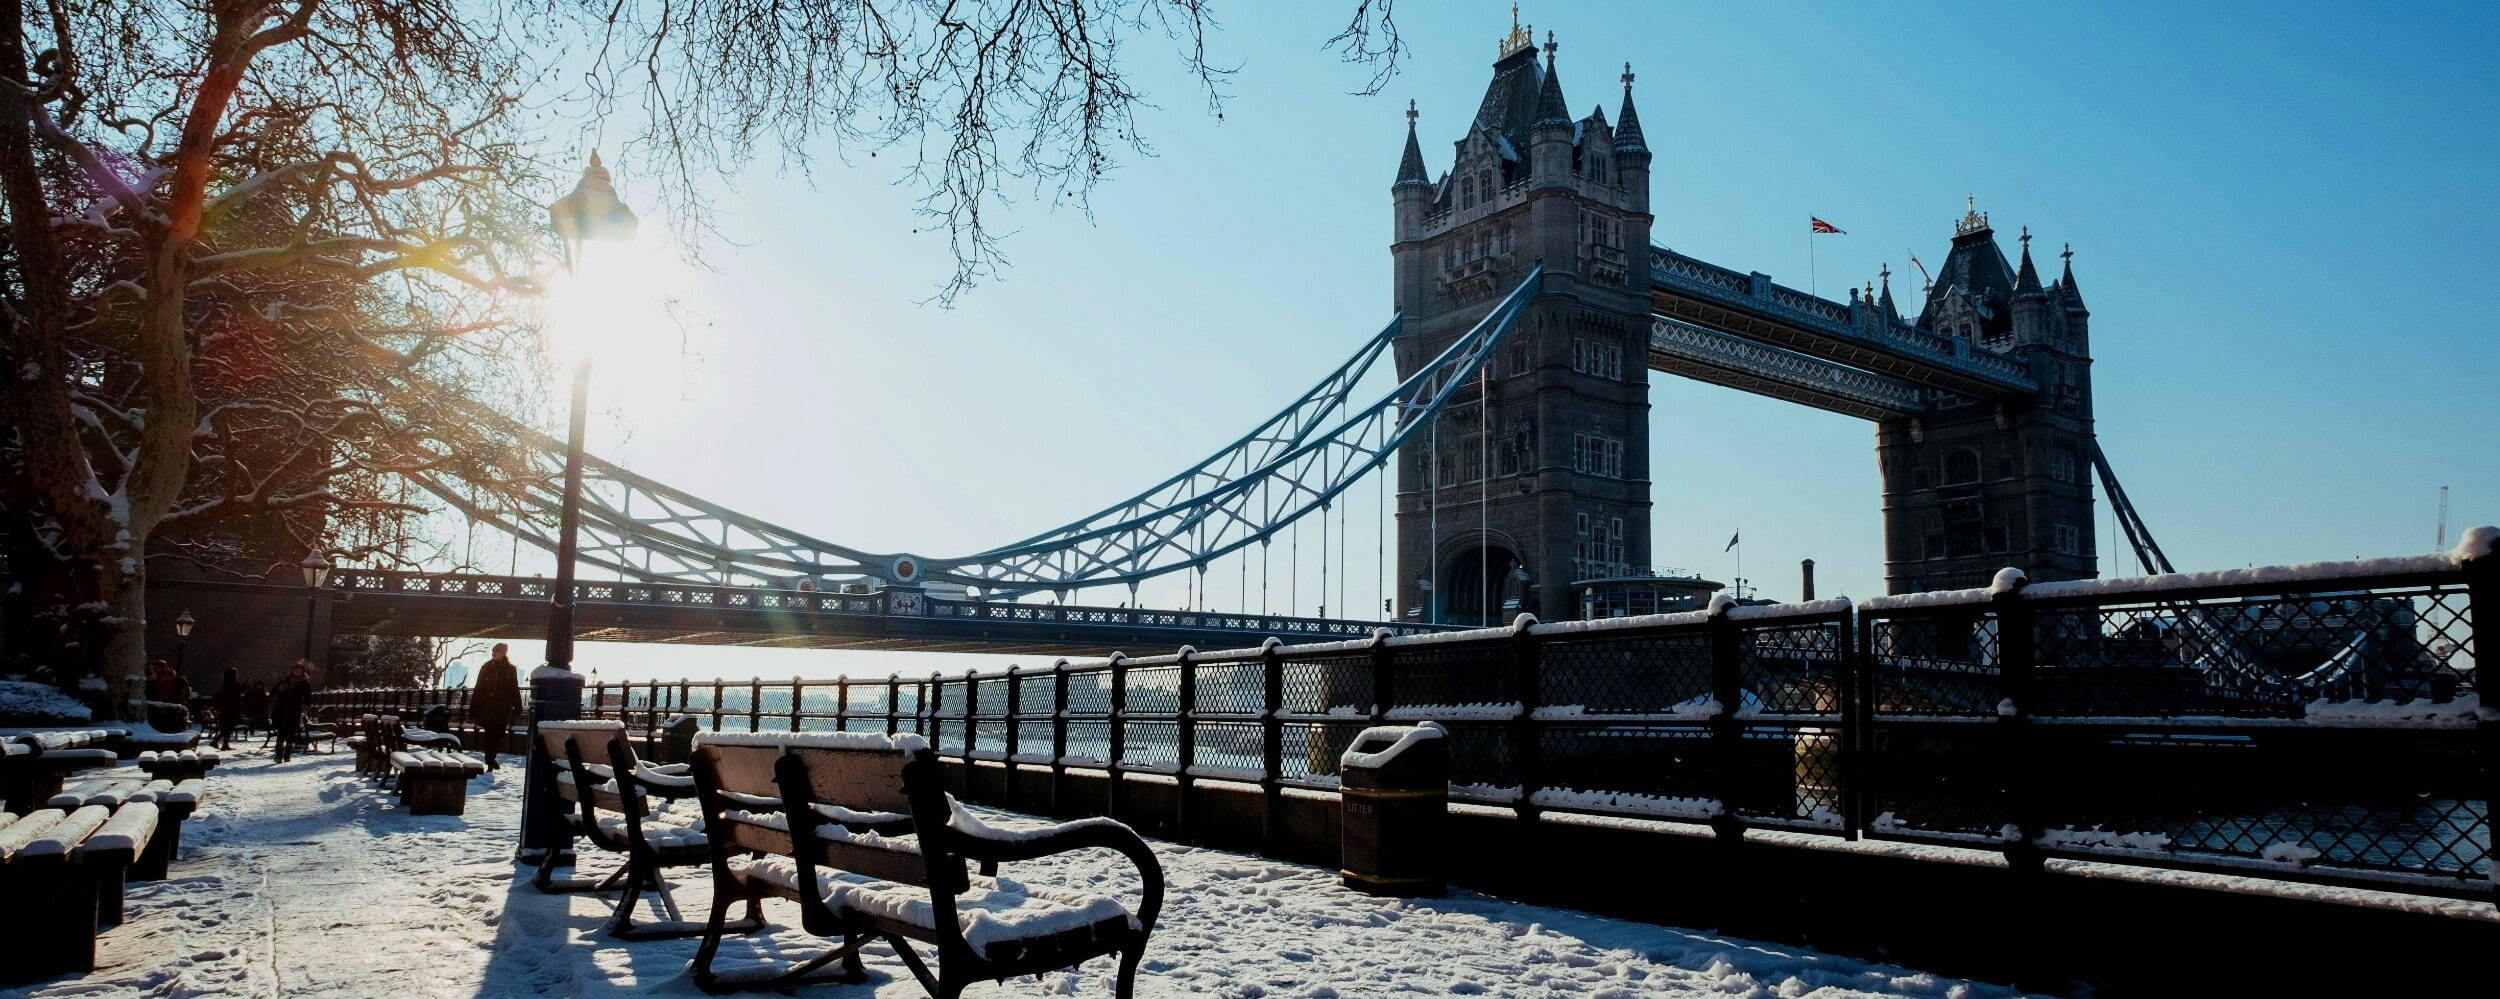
0, 862, 98, 982
531, 845, 627, 895
690, 882, 789, 993
134, 807, 191, 881
404, 775, 467, 815
87, 857, 131, 927
1115, 946, 1143, 999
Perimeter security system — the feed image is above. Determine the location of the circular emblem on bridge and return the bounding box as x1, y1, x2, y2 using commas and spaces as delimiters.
888, 555, 922, 584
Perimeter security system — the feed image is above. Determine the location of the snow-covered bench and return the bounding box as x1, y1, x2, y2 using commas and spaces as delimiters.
135, 747, 221, 781
532, 720, 736, 940
37, 775, 203, 880
388, 749, 486, 815
2, 732, 120, 815
0, 797, 159, 982
688, 731, 1163, 997
345, 714, 399, 778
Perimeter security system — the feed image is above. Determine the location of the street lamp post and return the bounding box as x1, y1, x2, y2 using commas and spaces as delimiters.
521, 152, 640, 866
298, 554, 331, 661
173, 609, 195, 683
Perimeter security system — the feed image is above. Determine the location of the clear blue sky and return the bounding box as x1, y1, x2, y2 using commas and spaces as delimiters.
465, 1, 2500, 685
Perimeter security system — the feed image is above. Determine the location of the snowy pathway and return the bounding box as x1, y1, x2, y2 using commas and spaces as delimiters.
2, 750, 2019, 998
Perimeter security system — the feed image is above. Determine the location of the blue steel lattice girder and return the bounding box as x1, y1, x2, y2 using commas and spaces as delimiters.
404, 270, 1546, 596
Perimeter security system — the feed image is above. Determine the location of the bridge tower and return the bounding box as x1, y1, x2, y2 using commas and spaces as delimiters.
1391, 21, 1654, 625
1878, 204, 2098, 591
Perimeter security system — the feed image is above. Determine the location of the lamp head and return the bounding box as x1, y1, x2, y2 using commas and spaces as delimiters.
549, 152, 640, 269
300, 552, 333, 589
173, 609, 195, 638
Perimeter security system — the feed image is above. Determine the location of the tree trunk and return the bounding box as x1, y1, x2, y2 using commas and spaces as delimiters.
95, 553, 151, 720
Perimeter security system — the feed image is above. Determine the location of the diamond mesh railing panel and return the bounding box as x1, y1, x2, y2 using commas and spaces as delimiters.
1865, 611, 2002, 717
1534, 724, 1714, 809
1391, 643, 1514, 711
1863, 721, 2006, 841
1280, 654, 1372, 718
1277, 721, 1369, 785
1539, 630, 1712, 716
2032, 584, 2480, 718
1192, 660, 1265, 715
1741, 619, 1849, 716
1190, 720, 1267, 776
1118, 720, 1180, 771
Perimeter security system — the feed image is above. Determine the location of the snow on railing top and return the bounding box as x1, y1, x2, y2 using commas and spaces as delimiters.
536, 720, 625, 733
2021, 552, 2463, 603
693, 730, 931, 754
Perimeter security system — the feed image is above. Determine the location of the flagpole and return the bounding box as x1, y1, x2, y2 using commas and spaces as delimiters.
1807, 224, 1817, 297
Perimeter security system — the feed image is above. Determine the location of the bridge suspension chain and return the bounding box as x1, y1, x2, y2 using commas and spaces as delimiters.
395, 269, 1543, 603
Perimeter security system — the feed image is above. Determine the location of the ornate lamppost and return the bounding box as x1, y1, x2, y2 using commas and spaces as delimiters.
298, 553, 331, 661
173, 609, 195, 682
521, 153, 640, 866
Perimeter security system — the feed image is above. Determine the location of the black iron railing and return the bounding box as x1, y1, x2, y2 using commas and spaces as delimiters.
316, 544, 2495, 901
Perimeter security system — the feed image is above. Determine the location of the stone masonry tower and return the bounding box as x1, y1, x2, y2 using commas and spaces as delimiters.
1391, 19, 1655, 625
1875, 200, 2098, 592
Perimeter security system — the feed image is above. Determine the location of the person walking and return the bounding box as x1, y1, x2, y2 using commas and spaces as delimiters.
270, 661, 314, 764
469, 644, 523, 770
212, 667, 244, 750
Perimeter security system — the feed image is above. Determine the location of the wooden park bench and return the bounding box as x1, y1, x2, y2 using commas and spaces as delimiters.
532, 720, 739, 939
345, 714, 399, 778
2, 731, 120, 815
388, 748, 486, 815
135, 747, 221, 781
688, 731, 1163, 998
42, 775, 207, 880
0, 795, 159, 982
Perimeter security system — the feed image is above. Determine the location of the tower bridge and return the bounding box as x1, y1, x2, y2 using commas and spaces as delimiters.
156, 20, 2172, 662
1390, 25, 2138, 624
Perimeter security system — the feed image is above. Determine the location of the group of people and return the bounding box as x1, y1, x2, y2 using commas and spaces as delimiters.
147, 644, 521, 767
187, 661, 318, 758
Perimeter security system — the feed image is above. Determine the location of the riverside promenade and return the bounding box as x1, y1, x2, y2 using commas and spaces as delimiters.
0, 747, 2017, 998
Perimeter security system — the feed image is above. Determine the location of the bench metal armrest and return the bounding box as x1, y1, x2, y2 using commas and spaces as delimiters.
942, 811, 1164, 936
631, 761, 698, 795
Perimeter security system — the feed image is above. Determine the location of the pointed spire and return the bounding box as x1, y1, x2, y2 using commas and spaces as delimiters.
2014, 226, 2043, 294
1395, 100, 1430, 186
2059, 242, 2087, 310
1534, 32, 1571, 125
1878, 263, 1899, 319
1614, 62, 1649, 156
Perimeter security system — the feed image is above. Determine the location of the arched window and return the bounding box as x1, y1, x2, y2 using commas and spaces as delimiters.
1943, 448, 1982, 486
1499, 226, 1514, 254
1480, 169, 1494, 199
1461, 177, 1476, 208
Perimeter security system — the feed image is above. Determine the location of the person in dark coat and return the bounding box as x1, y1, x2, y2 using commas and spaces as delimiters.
270, 661, 314, 764
212, 667, 244, 750
469, 644, 523, 769
242, 680, 270, 734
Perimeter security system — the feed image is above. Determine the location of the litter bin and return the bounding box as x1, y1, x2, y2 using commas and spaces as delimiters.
1338, 720, 1448, 897
657, 714, 701, 765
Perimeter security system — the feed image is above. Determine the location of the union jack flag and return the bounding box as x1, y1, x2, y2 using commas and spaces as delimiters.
1810, 217, 1846, 234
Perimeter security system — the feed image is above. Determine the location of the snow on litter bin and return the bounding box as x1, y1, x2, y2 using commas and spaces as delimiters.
1337, 720, 1448, 897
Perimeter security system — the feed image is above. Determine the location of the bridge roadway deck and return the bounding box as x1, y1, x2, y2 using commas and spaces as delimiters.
156, 569, 1443, 656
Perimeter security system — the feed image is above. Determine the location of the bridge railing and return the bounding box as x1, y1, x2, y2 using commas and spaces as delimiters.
320, 537, 2495, 902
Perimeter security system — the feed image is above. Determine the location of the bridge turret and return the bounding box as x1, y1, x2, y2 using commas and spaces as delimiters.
2058, 243, 2090, 353
1614, 64, 1650, 214
2008, 228, 2050, 346
1389, 19, 1654, 625
1528, 36, 1574, 184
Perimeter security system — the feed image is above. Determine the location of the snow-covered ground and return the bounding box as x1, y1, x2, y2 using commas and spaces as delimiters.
2, 749, 2023, 998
